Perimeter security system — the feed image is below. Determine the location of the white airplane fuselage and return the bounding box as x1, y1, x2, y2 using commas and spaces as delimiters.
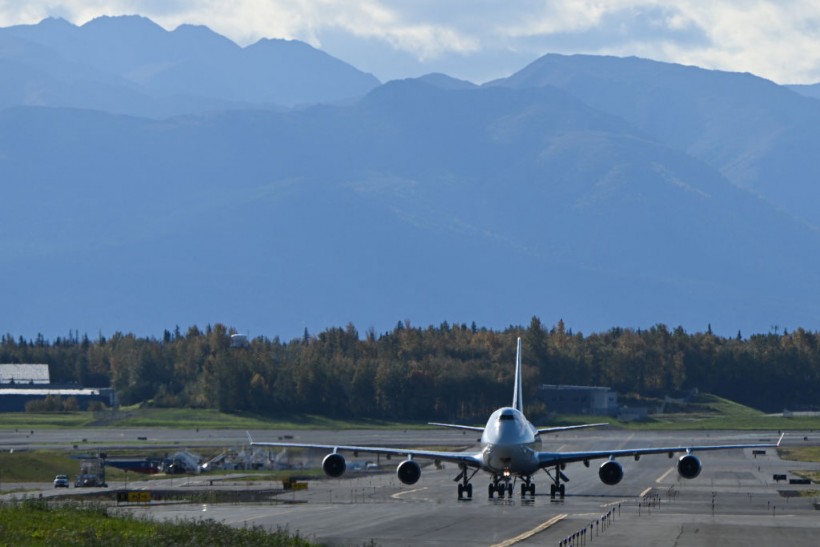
480, 407, 541, 475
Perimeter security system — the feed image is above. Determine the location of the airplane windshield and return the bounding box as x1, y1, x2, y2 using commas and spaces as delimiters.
499, 414, 515, 421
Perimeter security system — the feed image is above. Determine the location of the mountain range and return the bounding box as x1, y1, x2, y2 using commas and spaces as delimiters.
0, 15, 379, 116
2, 16, 819, 340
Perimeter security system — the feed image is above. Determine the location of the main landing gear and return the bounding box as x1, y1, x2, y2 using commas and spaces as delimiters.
545, 465, 568, 499
520, 476, 536, 497
487, 473, 535, 499
455, 465, 479, 500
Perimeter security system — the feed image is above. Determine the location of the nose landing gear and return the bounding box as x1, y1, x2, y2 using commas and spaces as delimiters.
488, 473, 514, 498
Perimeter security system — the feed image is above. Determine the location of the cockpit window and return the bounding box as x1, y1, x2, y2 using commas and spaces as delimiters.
499, 414, 515, 421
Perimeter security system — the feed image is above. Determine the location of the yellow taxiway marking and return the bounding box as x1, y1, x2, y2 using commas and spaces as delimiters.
655, 466, 676, 483
391, 487, 428, 499
639, 486, 653, 498
491, 513, 567, 547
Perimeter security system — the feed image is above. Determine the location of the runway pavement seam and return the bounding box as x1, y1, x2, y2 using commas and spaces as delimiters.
391, 486, 428, 499
489, 513, 567, 547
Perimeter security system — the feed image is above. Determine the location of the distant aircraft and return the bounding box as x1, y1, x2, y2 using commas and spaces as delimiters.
105, 451, 219, 475
249, 338, 783, 500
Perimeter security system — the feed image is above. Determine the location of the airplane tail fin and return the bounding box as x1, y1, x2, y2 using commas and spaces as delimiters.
513, 337, 523, 412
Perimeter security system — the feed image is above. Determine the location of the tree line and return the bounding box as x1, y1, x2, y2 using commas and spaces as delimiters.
1, 317, 818, 419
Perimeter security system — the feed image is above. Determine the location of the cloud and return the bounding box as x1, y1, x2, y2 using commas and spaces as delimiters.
1, 1, 820, 83
498, 4, 710, 53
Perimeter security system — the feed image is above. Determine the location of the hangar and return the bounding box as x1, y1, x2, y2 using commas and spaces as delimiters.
0, 363, 117, 412
537, 384, 618, 416
0, 363, 50, 384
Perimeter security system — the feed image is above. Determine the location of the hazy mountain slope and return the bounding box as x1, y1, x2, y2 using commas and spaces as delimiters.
415, 73, 478, 90
2, 80, 819, 339
787, 83, 820, 100
494, 54, 820, 227
0, 16, 380, 114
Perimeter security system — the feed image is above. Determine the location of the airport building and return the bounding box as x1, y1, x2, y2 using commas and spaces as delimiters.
0, 363, 50, 384
0, 363, 117, 412
536, 384, 618, 416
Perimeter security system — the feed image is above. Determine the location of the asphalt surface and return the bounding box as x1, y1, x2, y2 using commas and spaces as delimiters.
2, 428, 818, 546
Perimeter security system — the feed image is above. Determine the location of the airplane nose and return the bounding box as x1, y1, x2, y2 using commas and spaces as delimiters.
495, 446, 514, 464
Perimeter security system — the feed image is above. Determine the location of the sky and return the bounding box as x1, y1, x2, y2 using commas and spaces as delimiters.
1, 0, 819, 85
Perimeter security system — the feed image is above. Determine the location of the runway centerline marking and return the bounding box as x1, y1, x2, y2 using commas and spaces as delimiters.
491, 513, 567, 547
656, 466, 676, 483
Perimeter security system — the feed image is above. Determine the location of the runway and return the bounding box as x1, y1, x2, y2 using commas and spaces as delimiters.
118, 430, 820, 545
3, 428, 818, 545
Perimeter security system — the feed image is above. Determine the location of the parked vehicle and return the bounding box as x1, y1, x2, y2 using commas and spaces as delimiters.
53, 474, 69, 488
74, 459, 107, 487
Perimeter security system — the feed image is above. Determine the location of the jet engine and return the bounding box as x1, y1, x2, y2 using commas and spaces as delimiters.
396, 459, 421, 485
599, 460, 624, 485
322, 453, 346, 477
677, 454, 702, 479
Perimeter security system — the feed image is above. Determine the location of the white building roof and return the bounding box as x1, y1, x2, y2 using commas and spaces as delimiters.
0, 388, 103, 396
0, 364, 51, 384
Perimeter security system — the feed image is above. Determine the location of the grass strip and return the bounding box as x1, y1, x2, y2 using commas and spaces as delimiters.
0, 498, 316, 546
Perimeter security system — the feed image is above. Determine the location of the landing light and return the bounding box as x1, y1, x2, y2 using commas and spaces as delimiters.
503, 469, 511, 477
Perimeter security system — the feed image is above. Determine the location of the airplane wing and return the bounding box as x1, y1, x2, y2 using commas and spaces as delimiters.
536, 423, 609, 435
248, 433, 484, 468
428, 422, 485, 433
430, 421, 609, 435
537, 433, 784, 467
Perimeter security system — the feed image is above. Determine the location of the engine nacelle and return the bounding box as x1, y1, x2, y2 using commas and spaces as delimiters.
396, 459, 422, 485
677, 454, 702, 479
322, 453, 346, 478
599, 460, 624, 485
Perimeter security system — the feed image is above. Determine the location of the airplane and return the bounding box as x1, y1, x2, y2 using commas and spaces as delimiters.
248, 337, 783, 500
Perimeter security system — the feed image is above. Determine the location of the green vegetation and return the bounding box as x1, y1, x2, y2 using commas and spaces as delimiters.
0, 450, 76, 483
0, 412, 100, 428
540, 394, 820, 430
778, 445, 820, 463
3, 396, 818, 437
108, 407, 426, 430
793, 472, 820, 483
608, 394, 820, 430
777, 445, 820, 485
0, 499, 316, 546
779, 489, 820, 498
0, 447, 313, 485
3, 318, 820, 421
0, 407, 423, 431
